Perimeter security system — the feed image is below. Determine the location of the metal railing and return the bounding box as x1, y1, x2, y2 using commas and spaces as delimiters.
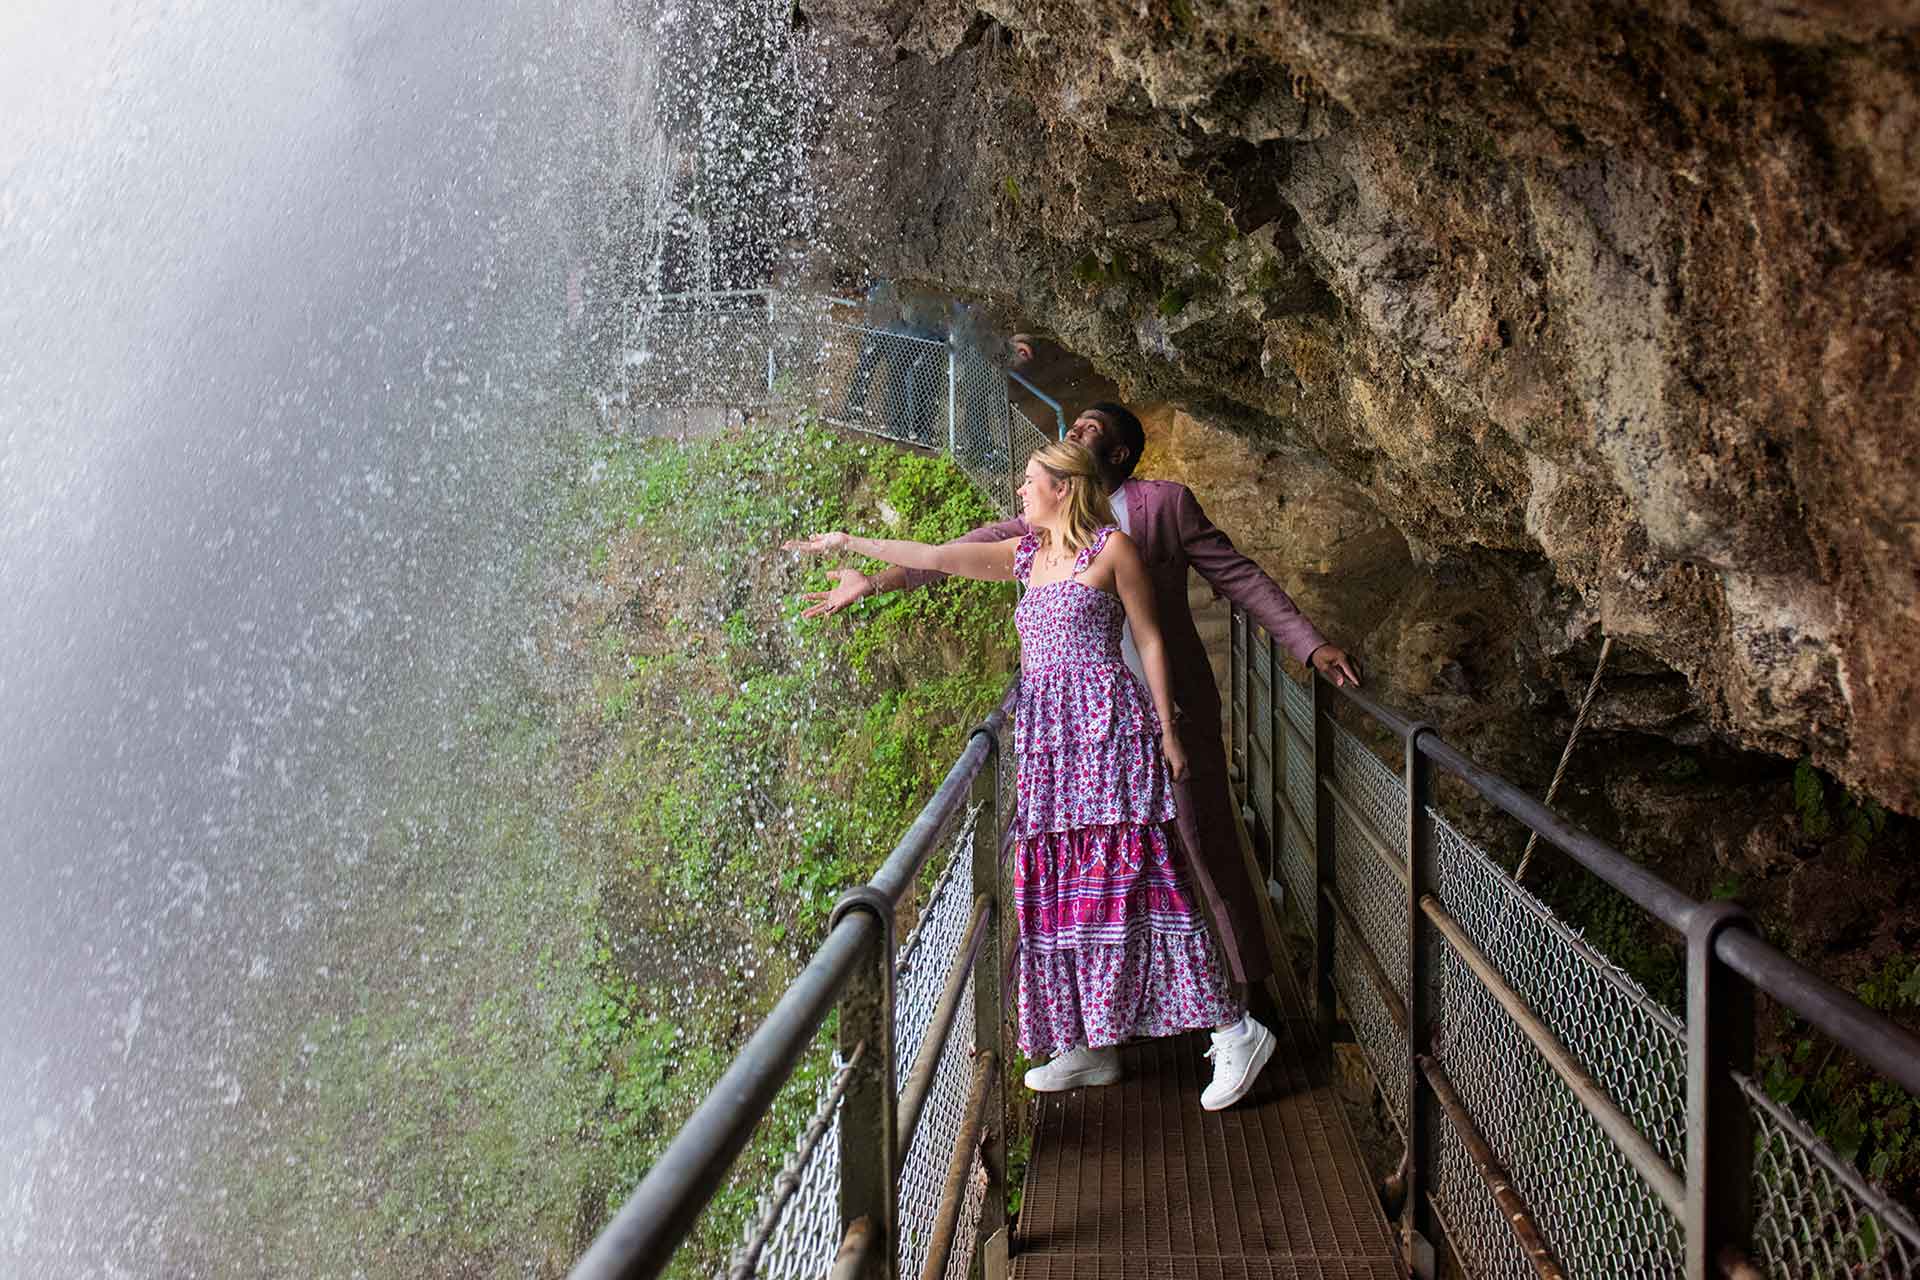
1227, 605, 1920, 1280
617, 291, 1065, 516
570, 689, 1016, 1280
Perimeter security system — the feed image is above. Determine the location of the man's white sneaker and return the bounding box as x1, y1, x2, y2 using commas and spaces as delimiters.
1201, 1016, 1276, 1111
1023, 1043, 1121, 1092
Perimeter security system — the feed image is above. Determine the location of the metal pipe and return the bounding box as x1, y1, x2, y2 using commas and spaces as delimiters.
1007, 368, 1067, 438
869, 706, 1009, 905
897, 895, 992, 1163
1320, 773, 1412, 893
917, 1051, 1000, 1280
1420, 894, 1686, 1218
1414, 734, 1699, 934
1311, 671, 1339, 1047
1417, 1055, 1570, 1280
1715, 928, 1920, 1099
569, 913, 875, 1280
1324, 678, 1418, 740
834, 885, 900, 1280
1323, 885, 1408, 1034
1405, 723, 1442, 1270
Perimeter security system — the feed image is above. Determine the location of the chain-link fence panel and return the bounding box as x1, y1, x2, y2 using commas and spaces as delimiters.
951, 347, 1014, 516
624, 297, 781, 408
1326, 720, 1411, 1134
1429, 813, 1686, 1280
940, 1153, 989, 1280
1009, 407, 1052, 515
1280, 675, 1316, 931
894, 805, 982, 1280
1742, 1073, 1920, 1279
1248, 635, 1277, 883
727, 804, 987, 1280
813, 321, 950, 451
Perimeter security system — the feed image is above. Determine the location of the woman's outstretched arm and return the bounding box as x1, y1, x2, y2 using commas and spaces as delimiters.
1105, 532, 1188, 782
783, 532, 1021, 583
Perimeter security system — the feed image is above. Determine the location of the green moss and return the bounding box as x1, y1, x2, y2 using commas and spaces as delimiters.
1157, 287, 1189, 318
1794, 757, 1889, 863
210, 413, 1018, 1277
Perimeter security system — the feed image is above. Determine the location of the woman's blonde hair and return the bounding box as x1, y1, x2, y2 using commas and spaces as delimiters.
1028, 440, 1115, 557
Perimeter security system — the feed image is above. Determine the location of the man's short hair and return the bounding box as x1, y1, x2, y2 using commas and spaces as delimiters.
1088, 401, 1146, 478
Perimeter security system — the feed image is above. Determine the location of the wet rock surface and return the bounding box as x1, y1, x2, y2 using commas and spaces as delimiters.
801, 0, 1920, 823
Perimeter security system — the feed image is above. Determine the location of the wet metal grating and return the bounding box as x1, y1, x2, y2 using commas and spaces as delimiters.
1011, 972, 1404, 1280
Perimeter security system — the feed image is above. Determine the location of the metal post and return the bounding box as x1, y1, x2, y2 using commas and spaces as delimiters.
832, 886, 900, 1280
1404, 725, 1441, 1278
1230, 608, 1248, 786
1268, 634, 1285, 892
970, 730, 1009, 1273
947, 346, 958, 457
1686, 902, 1756, 1278
1310, 670, 1338, 1051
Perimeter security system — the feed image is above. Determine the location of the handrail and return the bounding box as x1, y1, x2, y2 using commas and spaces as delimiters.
572, 683, 1016, 1280
1228, 604, 1920, 1280
871, 707, 1006, 905
571, 913, 877, 1279
1306, 649, 1920, 1090
1397, 703, 1920, 1097
1410, 732, 1699, 934
1007, 368, 1067, 439
895, 894, 992, 1162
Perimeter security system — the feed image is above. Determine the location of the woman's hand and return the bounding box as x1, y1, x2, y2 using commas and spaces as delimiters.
1161, 728, 1189, 783
800, 567, 873, 618
782, 532, 850, 555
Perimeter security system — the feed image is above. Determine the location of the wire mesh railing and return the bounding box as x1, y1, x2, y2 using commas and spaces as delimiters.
732, 803, 987, 1280
1229, 605, 1920, 1280
617, 290, 1065, 517
570, 689, 1015, 1280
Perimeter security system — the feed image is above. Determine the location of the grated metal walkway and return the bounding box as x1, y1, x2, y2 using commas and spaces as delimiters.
1009, 960, 1405, 1280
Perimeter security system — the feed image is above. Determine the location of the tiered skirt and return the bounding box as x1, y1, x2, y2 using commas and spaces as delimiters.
1012, 661, 1241, 1059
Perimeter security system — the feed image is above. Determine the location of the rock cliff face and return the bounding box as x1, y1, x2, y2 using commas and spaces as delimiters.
801, 0, 1920, 820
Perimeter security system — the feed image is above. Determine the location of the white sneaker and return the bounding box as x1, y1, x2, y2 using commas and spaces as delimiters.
1201, 1016, 1276, 1111
1023, 1043, 1121, 1092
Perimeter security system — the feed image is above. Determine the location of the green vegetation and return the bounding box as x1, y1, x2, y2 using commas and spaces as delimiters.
1761, 953, 1920, 1198
1156, 287, 1190, 318
212, 414, 1018, 1276
1541, 869, 1684, 1011
1794, 756, 1889, 863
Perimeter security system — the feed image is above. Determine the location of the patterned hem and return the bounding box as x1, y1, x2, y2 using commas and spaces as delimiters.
1013, 823, 1206, 947
1015, 931, 1243, 1060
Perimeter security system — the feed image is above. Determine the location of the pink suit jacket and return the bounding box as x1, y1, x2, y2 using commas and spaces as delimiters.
903, 477, 1327, 985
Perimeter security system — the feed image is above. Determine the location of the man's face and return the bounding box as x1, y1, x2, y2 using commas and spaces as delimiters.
1066, 410, 1115, 459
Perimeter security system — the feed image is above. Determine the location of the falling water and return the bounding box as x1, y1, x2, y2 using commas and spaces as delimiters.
0, 0, 817, 1271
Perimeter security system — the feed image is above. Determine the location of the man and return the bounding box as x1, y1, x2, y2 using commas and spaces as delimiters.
804, 402, 1360, 1096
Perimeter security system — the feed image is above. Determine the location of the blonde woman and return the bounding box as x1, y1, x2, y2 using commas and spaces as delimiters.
785, 441, 1271, 1109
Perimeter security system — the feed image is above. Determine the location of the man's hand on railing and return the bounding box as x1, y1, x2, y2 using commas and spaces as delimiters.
1310, 643, 1362, 688
798, 566, 875, 619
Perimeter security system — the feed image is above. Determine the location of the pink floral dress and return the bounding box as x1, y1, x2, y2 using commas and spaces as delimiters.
1011, 526, 1241, 1059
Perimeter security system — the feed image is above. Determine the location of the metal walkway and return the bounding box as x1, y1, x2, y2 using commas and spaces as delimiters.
579, 303, 1920, 1280
1012, 962, 1403, 1280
